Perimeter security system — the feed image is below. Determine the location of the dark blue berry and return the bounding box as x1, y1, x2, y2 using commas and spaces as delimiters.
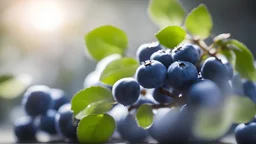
39, 110, 57, 135
22, 85, 52, 117
152, 87, 173, 103
225, 63, 234, 80
167, 61, 198, 90
50, 89, 69, 111
136, 60, 166, 88
112, 78, 140, 106
14, 116, 37, 142
150, 49, 173, 68
201, 57, 229, 82
172, 44, 200, 65
235, 123, 256, 144
232, 73, 244, 95
243, 80, 256, 103
136, 42, 162, 63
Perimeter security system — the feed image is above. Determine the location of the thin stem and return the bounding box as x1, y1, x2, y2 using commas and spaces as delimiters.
158, 87, 177, 98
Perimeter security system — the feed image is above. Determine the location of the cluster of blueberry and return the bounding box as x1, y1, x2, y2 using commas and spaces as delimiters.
13, 85, 77, 143
109, 42, 256, 143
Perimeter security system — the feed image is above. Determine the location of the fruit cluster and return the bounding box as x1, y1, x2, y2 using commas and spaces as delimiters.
13, 85, 76, 143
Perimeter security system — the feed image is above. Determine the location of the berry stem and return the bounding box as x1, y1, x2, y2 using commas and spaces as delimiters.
158, 87, 178, 98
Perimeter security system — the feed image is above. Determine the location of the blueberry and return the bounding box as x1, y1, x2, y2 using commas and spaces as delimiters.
187, 80, 223, 108
117, 113, 148, 143
14, 116, 37, 142
167, 61, 198, 90
50, 89, 69, 111
201, 57, 229, 82
172, 43, 200, 65
148, 108, 192, 143
235, 123, 256, 144
152, 87, 173, 103
136, 60, 166, 88
150, 49, 173, 69
55, 104, 77, 140
112, 78, 140, 106
225, 62, 234, 80
243, 80, 256, 103
22, 85, 52, 117
39, 110, 57, 135
232, 73, 244, 95
136, 42, 162, 63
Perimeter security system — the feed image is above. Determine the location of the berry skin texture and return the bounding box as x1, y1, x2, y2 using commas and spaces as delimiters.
55, 104, 77, 140
136, 42, 162, 63
22, 85, 53, 117
201, 57, 229, 82
152, 87, 172, 103
50, 89, 69, 111
117, 113, 148, 143
112, 78, 140, 106
167, 61, 198, 90
14, 116, 37, 142
243, 80, 256, 103
150, 49, 173, 69
136, 60, 167, 88
187, 80, 223, 108
39, 110, 57, 135
171, 43, 200, 65
235, 123, 256, 144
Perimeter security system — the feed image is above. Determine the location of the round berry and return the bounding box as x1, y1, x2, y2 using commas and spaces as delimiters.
167, 61, 198, 90
22, 85, 52, 117
136, 60, 167, 88
39, 110, 57, 135
172, 44, 200, 65
201, 57, 229, 82
112, 78, 140, 106
150, 49, 173, 69
152, 87, 173, 103
225, 62, 234, 80
136, 42, 162, 63
243, 80, 256, 103
235, 123, 256, 144
50, 89, 69, 111
14, 116, 37, 142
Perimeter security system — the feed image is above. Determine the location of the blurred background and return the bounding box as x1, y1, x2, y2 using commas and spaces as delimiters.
0, 0, 255, 142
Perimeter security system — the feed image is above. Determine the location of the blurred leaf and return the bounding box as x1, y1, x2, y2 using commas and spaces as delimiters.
0, 74, 32, 99
155, 26, 186, 48
77, 114, 115, 143
225, 39, 256, 81
185, 4, 213, 39
75, 100, 115, 120
148, 0, 185, 28
71, 86, 114, 115
100, 57, 139, 85
221, 49, 236, 67
228, 95, 255, 123
85, 25, 128, 61
136, 104, 154, 129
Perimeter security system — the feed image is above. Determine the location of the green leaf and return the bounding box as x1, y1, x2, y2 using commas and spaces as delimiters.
77, 114, 115, 143
221, 49, 236, 67
0, 74, 32, 99
228, 95, 255, 123
71, 86, 114, 115
185, 4, 213, 39
85, 25, 128, 61
155, 26, 186, 48
75, 100, 115, 120
148, 0, 185, 28
225, 39, 256, 81
100, 57, 139, 85
136, 104, 154, 129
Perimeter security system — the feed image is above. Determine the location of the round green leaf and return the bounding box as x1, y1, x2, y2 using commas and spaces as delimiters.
100, 57, 139, 85
148, 0, 185, 28
85, 25, 128, 61
77, 114, 115, 143
75, 100, 115, 120
185, 4, 213, 39
71, 86, 114, 115
225, 39, 256, 81
228, 95, 255, 123
136, 104, 154, 129
155, 26, 186, 48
